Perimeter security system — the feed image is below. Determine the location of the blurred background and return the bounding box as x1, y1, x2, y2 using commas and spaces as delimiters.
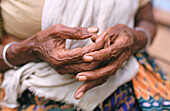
149, 0, 170, 81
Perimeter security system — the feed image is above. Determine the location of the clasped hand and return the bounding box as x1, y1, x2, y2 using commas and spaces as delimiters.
31, 24, 137, 99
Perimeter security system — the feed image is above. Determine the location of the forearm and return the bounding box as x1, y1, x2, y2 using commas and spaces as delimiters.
134, 2, 157, 51
0, 38, 39, 72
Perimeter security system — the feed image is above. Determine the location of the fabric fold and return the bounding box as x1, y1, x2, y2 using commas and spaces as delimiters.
1, 0, 140, 110
1, 57, 139, 111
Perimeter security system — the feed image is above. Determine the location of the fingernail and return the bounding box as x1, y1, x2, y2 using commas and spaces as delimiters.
76, 92, 84, 99
77, 76, 87, 81
83, 55, 93, 62
88, 27, 99, 33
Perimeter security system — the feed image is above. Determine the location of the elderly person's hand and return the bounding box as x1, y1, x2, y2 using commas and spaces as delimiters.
28, 24, 109, 69
56, 32, 110, 74
74, 24, 148, 99
0, 24, 110, 72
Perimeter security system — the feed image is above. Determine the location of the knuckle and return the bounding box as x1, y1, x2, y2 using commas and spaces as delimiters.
53, 24, 63, 28
49, 57, 64, 68
73, 27, 87, 37
73, 27, 81, 34
83, 63, 98, 71
51, 24, 65, 33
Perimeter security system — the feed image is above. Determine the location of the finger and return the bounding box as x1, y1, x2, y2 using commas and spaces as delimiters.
51, 24, 99, 40
104, 34, 111, 48
91, 34, 110, 47
82, 27, 99, 38
55, 32, 108, 64
83, 36, 129, 62
91, 35, 98, 42
56, 39, 66, 49
56, 62, 100, 74
76, 50, 130, 81
74, 77, 107, 99
71, 27, 99, 39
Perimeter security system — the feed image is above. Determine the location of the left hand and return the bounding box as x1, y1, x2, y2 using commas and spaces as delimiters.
56, 32, 110, 74
74, 24, 139, 99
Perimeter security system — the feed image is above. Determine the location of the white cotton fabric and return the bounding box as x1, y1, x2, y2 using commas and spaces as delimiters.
1, 0, 140, 111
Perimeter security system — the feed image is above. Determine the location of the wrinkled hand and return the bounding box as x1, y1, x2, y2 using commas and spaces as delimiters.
30, 24, 108, 69
74, 24, 138, 99
56, 32, 110, 74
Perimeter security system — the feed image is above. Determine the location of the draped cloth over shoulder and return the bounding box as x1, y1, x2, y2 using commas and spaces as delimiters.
1, 0, 142, 110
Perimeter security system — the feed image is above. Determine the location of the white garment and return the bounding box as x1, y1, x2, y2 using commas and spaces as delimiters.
1, 0, 140, 111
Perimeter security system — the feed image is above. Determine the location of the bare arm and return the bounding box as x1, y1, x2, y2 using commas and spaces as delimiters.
134, 2, 157, 51
0, 37, 38, 72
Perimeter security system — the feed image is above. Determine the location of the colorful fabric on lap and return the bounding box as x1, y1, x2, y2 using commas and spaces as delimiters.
1, 52, 170, 111
16, 82, 139, 111
133, 52, 170, 111
95, 82, 140, 111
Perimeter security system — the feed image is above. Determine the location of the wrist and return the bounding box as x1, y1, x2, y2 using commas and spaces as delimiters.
6, 37, 40, 66
133, 28, 148, 52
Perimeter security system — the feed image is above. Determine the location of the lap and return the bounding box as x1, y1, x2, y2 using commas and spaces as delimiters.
0, 52, 169, 111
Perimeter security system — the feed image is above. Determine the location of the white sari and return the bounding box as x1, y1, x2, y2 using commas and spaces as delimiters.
1, 0, 142, 110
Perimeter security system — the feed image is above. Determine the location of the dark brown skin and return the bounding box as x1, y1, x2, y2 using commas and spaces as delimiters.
57, 3, 156, 76
0, 2, 156, 100
74, 2, 157, 99
56, 33, 110, 74
0, 24, 107, 72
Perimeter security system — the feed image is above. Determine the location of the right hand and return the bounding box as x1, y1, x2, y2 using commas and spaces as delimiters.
28, 24, 107, 69
56, 32, 110, 74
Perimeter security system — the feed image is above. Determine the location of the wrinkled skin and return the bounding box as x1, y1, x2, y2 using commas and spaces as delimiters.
65, 2, 157, 99
0, 2, 156, 101
21, 24, 138, 100
51, 24, 139, 99
72, 2, 157, 99
57, 24, 136, 74
29, 24, 109, 69
0, 24, 108, 72
73, 24, 139, 99
56, 32, 110, 74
